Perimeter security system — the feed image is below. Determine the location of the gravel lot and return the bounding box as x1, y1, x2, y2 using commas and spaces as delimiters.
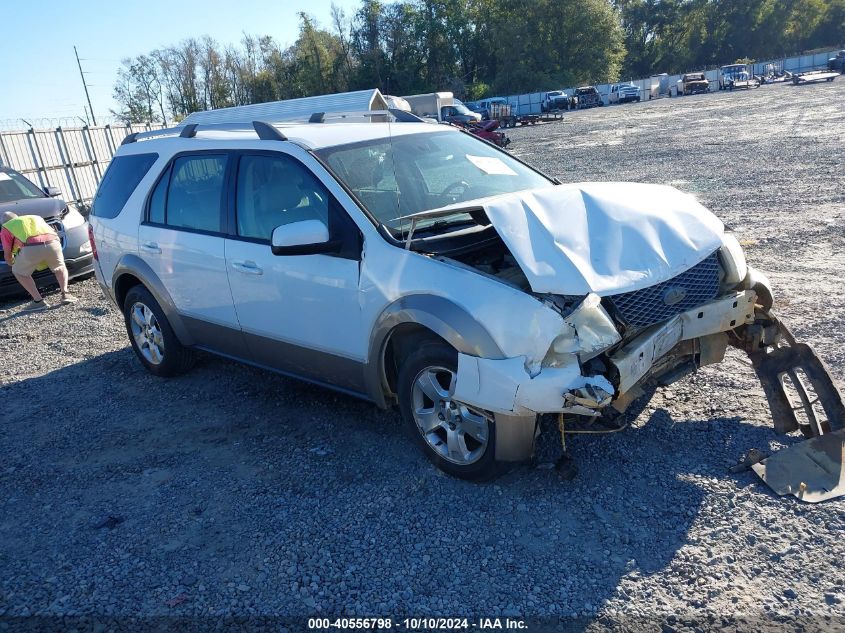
2, 81, 844, 630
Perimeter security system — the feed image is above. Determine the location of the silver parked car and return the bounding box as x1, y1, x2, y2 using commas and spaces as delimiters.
0, 167, 93, 297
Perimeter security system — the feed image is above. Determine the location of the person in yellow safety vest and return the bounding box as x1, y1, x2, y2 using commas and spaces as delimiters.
1, 211, 78, 311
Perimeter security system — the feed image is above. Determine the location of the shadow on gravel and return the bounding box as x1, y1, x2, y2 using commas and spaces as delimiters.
1, 351, 787, 617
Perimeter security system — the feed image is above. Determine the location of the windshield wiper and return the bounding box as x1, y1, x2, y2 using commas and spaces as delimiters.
391, 204, 488, 249
424, 216, 477, 232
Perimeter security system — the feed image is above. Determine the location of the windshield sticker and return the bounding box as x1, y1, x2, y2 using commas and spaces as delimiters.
0, 173, 10, 181
466, 154, 517, 176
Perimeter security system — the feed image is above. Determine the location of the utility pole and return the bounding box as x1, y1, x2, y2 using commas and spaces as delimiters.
74, 46, 97, 126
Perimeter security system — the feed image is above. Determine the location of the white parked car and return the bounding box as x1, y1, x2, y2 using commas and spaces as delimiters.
88, 109, 843, 481
608, 83, 641, 104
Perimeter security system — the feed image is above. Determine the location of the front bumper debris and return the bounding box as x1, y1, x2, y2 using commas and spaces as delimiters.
611, 290, 756, 393
453, 290, 756, 416
737, 312, 845, 502
751, 430, 845, 502
742, 316, 845, 436
453, 286, 845, 502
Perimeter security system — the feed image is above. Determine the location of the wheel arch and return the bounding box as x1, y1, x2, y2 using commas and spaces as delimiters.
365, 295, 505, 408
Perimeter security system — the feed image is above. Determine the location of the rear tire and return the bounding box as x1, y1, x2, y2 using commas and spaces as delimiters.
123, 285, 195, 377
397, 342, 498, 480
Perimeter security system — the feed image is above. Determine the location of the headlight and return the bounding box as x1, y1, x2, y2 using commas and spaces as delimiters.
718, 233, 748, 286
60, 206, 85, 230
744, 266, 774, 311
544, 294, 622, 366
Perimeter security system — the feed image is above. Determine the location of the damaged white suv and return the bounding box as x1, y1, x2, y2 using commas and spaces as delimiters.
89, 111, 844, 482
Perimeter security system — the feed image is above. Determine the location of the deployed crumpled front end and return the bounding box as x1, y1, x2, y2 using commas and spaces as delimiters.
438, 184, 845, 499
443, 183, 755, 416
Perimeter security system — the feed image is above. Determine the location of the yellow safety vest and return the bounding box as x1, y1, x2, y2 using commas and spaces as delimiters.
3, 215, 54, 243
2, 215, 55, 271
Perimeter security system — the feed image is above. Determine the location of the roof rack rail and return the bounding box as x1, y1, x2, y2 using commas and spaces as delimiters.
253, 120, 288, 141
120, 120, 288, 144
179, 123, 198, 138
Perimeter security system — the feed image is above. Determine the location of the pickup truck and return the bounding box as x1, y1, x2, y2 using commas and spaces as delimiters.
470, 97, 516, 127
608, 83, 641, 104
575, 86, 603, 109
719, 64, 759, 90
542, 90, 575, 112
676, 73, 709, 96
829, 50, 845, 73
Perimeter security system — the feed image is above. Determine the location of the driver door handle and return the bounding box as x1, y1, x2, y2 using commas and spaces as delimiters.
140, 241, 161, 255
231, 260, 263, 275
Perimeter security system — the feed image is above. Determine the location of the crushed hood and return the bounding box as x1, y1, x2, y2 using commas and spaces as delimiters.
479, 183, 725, 296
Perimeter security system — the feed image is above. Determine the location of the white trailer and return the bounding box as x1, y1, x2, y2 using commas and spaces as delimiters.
403, 92, 453, 121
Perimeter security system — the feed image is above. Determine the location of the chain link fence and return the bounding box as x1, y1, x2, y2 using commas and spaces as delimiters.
0, 122, 167, 211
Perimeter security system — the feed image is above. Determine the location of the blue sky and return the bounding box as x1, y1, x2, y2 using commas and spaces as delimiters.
0, 0, 358, 126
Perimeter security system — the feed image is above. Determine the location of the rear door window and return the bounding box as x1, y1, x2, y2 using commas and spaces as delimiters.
90, 153, 158, 219
161, 155, 227, 233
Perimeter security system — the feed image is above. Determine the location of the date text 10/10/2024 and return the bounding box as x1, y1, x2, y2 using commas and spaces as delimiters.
308, 617, 528, 630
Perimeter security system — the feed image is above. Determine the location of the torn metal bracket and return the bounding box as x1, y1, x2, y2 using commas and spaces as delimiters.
752, 430, 845, 503
744, 312, 845, 436
749, 341, 845, 436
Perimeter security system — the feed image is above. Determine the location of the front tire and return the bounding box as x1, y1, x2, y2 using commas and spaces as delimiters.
123, 285, 195, 377
398, 342, 498, 480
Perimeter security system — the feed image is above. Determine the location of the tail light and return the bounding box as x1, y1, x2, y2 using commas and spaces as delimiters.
87, 224, 98, 261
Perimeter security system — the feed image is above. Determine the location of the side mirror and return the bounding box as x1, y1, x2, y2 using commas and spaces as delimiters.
45, 186, 62, 198
271, 219, 340, 256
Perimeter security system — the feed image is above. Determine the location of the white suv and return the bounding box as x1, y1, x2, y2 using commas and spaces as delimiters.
88, 111, 843, 481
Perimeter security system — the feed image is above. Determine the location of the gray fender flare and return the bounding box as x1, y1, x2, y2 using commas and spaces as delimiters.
112, 254, 194, 346
364, 295, 505, 407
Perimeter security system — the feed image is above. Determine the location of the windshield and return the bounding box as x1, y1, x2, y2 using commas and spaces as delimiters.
316, 130, 553, 235
451, 102, 473, 115
0, 170, 45, 203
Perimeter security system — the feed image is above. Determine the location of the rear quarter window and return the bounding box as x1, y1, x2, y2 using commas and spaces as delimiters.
90, 153, 158, 219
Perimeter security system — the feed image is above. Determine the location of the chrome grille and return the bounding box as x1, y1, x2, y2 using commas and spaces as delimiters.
609, 252, 721, 328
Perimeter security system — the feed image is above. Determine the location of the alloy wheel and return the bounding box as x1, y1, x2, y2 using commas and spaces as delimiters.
411, 365, 491, 465
129, 301, 165, 365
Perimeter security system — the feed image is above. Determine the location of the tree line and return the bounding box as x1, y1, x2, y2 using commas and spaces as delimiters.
112, 0, 845, 123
